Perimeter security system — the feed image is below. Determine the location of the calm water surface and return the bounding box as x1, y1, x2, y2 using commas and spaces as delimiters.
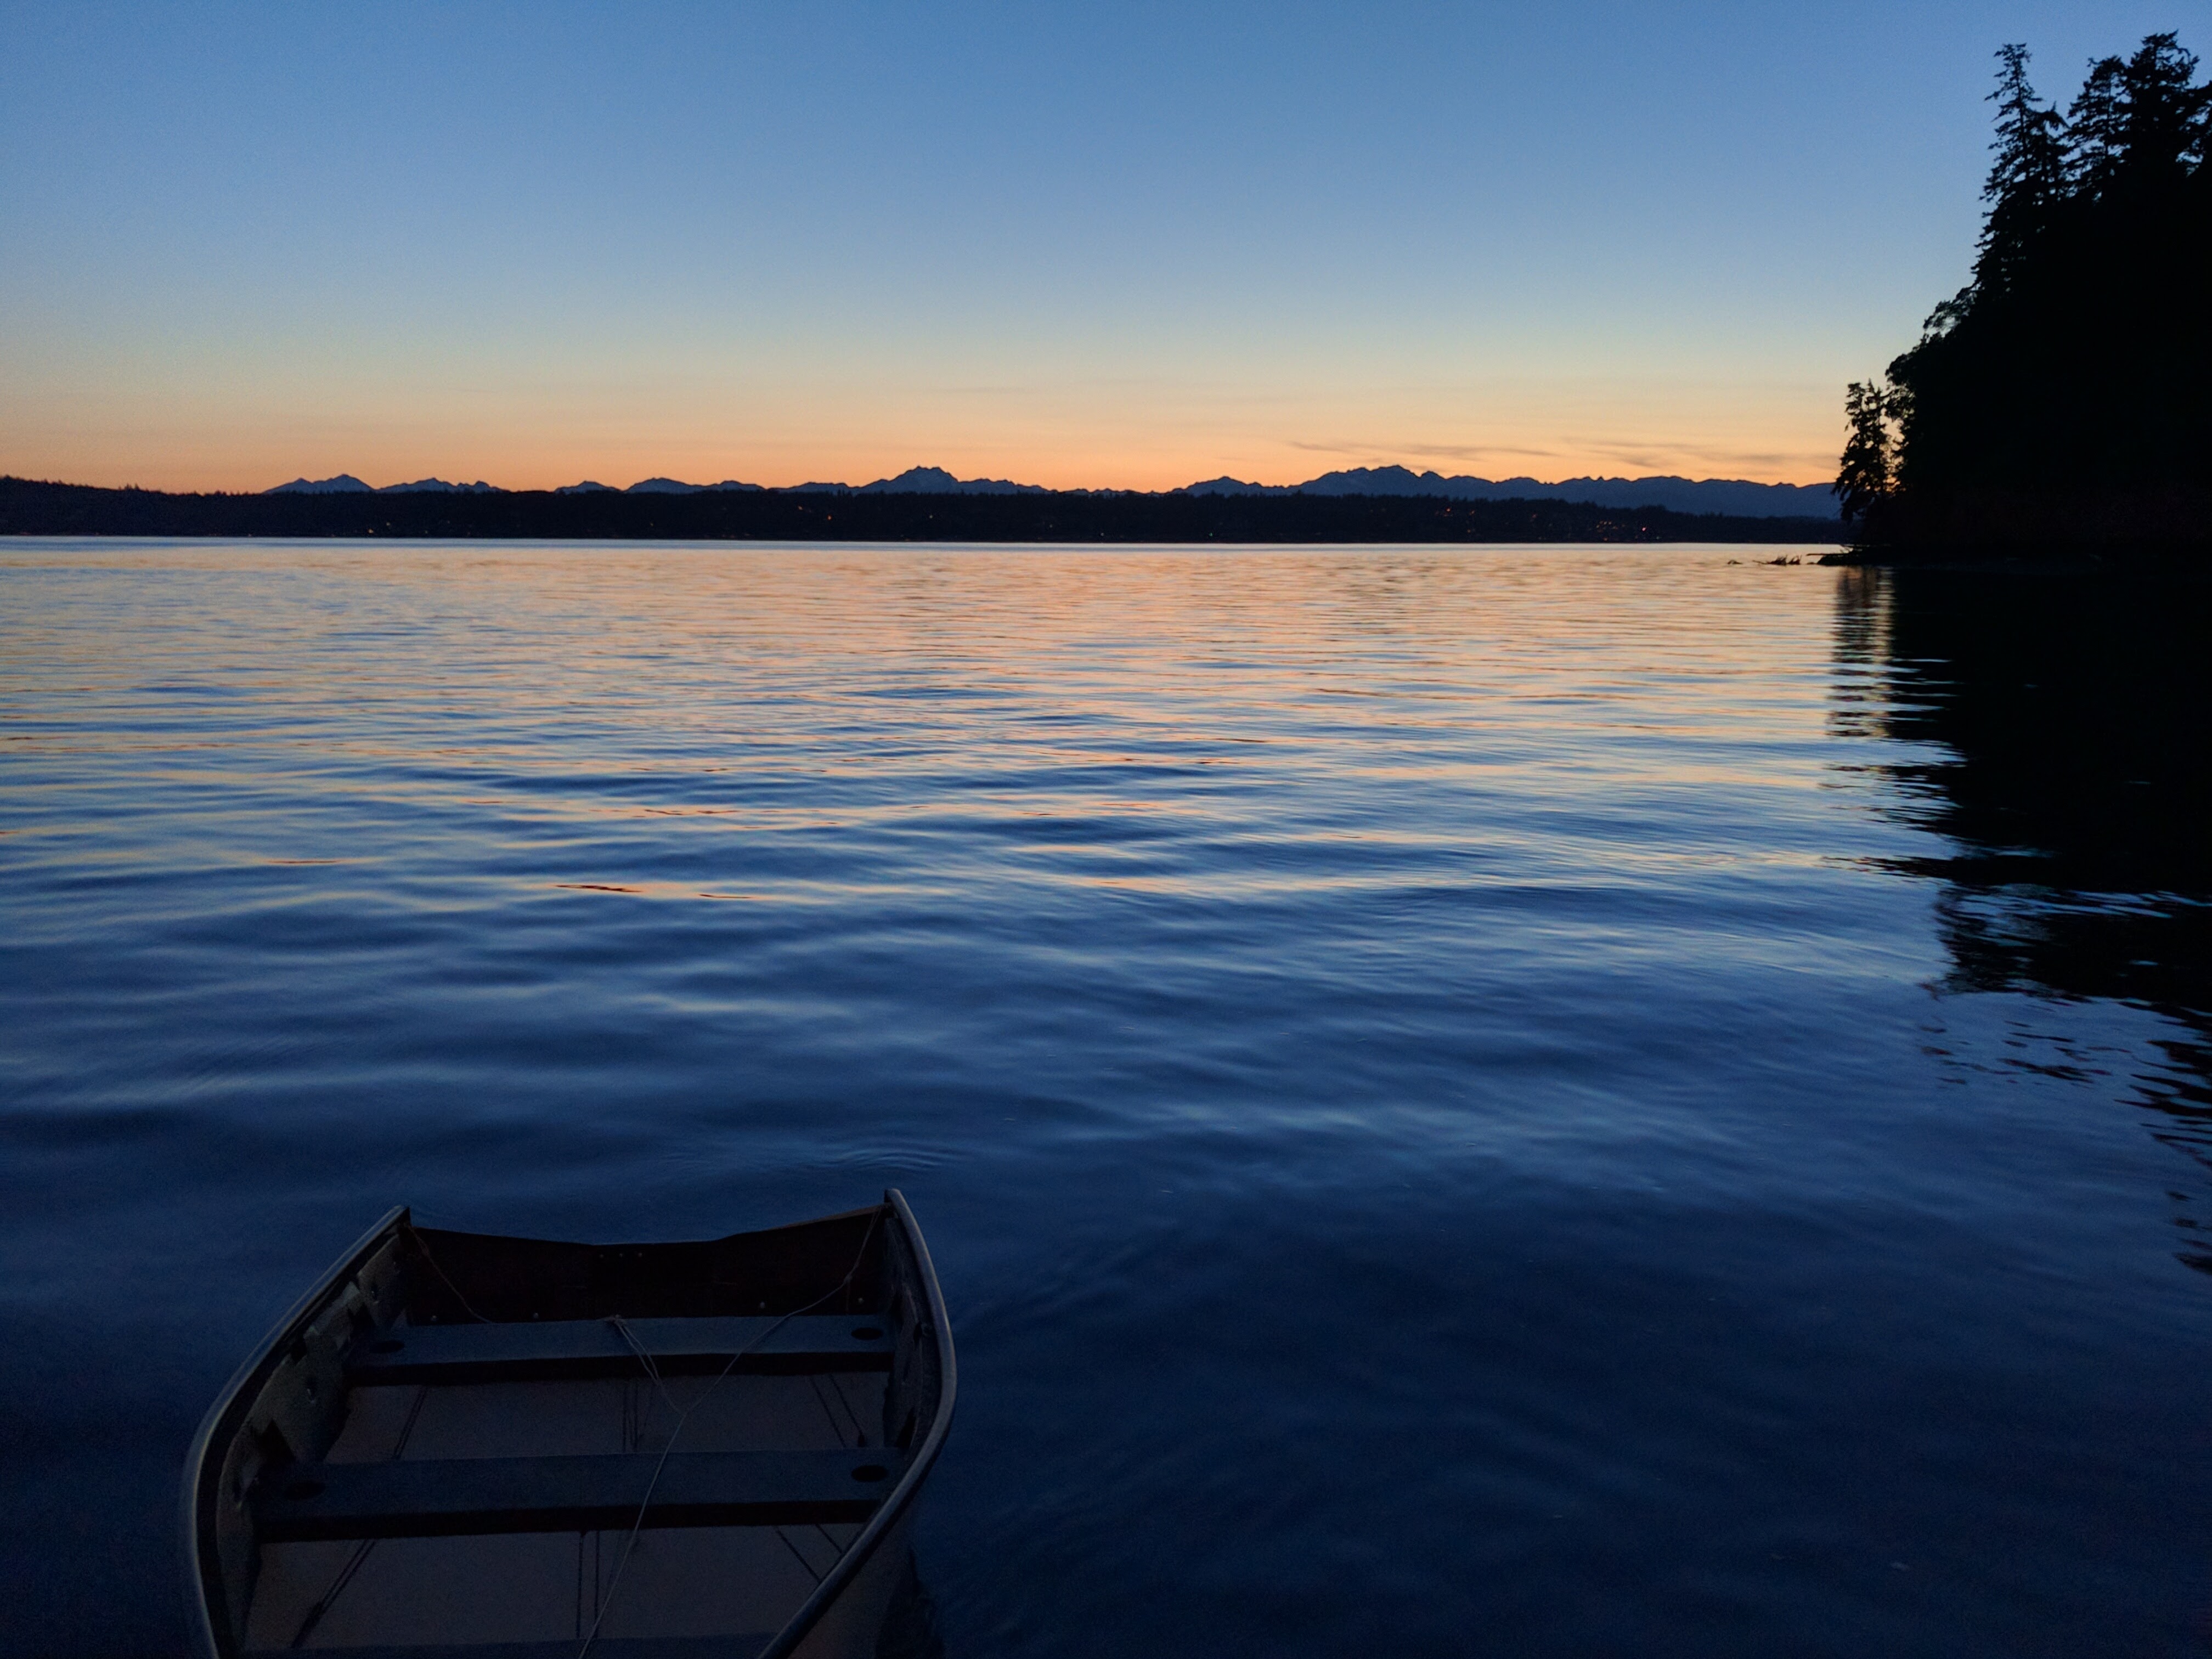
3, 541, 2208, 1656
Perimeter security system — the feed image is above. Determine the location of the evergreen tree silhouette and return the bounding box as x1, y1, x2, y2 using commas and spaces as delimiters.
1832, 381, 1899, 523
1849, 34, 2210, 551
1974, 45, 2067, 299
2084, 36, 2204, 198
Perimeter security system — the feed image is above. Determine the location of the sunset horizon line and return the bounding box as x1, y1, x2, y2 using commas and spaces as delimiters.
25, 459, 1841, 498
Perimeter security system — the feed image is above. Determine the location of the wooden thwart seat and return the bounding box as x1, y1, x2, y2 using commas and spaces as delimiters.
256, 1449, 901, 1541
346, 1316, 894, 1385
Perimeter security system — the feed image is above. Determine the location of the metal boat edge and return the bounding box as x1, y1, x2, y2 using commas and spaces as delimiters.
180, 1191, 956, 1659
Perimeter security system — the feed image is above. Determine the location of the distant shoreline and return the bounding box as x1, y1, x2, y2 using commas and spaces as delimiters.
0, 477, 1839, 545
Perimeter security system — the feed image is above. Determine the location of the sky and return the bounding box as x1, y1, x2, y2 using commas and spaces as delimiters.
0, 1, 2193, 493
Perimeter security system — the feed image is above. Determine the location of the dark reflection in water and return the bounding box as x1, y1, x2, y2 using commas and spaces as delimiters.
1837, 564, 2212, 1260
877, 1552, 947, 1659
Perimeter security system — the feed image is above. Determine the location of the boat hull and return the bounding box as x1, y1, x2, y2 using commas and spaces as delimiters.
182, 1193, 954, 1659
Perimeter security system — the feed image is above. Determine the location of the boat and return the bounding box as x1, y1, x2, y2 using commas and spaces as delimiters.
182, 1191, 955, 1659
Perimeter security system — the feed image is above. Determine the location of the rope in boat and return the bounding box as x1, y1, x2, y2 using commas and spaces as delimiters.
269, 1212, 885, 1656
611, 1317, 682, 1444
405, 1226, 496, 1324
806, 1370, 868, 1447
285, 1384, 430, 1647
575, 1207, 885, 1659
772, 1525, 827, 1585
282, 1232, 474, 1645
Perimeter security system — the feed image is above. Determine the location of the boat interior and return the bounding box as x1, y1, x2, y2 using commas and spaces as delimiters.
186, 1199, 947, 1659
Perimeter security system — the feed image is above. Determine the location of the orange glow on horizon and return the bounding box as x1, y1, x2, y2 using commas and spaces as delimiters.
0, 371, 1846, 495
5, 430, 1843, 497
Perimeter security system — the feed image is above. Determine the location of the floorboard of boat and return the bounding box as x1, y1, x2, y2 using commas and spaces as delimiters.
347, 1317, 894, 1385
325, 1374, 887, 1464
260, 1449, 900, 1541
246, 1525, 855, 1650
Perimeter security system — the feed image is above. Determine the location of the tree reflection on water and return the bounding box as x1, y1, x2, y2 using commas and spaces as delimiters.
1836, 563, 2212, 1265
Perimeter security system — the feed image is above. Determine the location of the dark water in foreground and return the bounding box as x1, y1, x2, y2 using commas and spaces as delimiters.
3, 541, 2208, 1657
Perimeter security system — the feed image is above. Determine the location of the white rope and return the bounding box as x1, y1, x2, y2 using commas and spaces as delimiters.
576, 1211, 884, 1659
609, 1316, 682, 1443
287, 1384, 430, 1647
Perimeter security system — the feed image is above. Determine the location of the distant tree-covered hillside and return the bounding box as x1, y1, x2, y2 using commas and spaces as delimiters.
0, 476, 1841, 544
1836, 35, 2210, 552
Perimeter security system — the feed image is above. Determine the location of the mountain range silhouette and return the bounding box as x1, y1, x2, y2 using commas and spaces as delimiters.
1183, 466, 1835, 517
269, 475, 502, 495
263, 464, 1836, 518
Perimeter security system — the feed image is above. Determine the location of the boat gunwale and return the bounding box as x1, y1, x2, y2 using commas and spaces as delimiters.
179, 1191, 956, 1659
180, 1203, 413, 1659
754, 1187, 957, 1659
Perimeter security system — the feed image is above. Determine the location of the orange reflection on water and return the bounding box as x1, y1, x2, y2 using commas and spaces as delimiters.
1, 539, 1849, 909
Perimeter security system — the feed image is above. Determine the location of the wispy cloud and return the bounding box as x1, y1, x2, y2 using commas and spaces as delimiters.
1276, 432, 1832, 485
1287, 438, 1568, 464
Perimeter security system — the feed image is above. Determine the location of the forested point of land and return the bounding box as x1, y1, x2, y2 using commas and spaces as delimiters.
0, 477, 1839, 545
1835, 33, 2210, 558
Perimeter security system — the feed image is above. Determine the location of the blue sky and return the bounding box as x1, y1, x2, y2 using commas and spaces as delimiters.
0, 1, 2190, 490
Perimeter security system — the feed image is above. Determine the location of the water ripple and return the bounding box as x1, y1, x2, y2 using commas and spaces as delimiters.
2, 541, 2207, 1658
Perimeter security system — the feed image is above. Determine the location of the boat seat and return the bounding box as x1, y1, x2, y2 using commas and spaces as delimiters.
346, 1316, 894, 1385
256, 1449, 901, 1541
